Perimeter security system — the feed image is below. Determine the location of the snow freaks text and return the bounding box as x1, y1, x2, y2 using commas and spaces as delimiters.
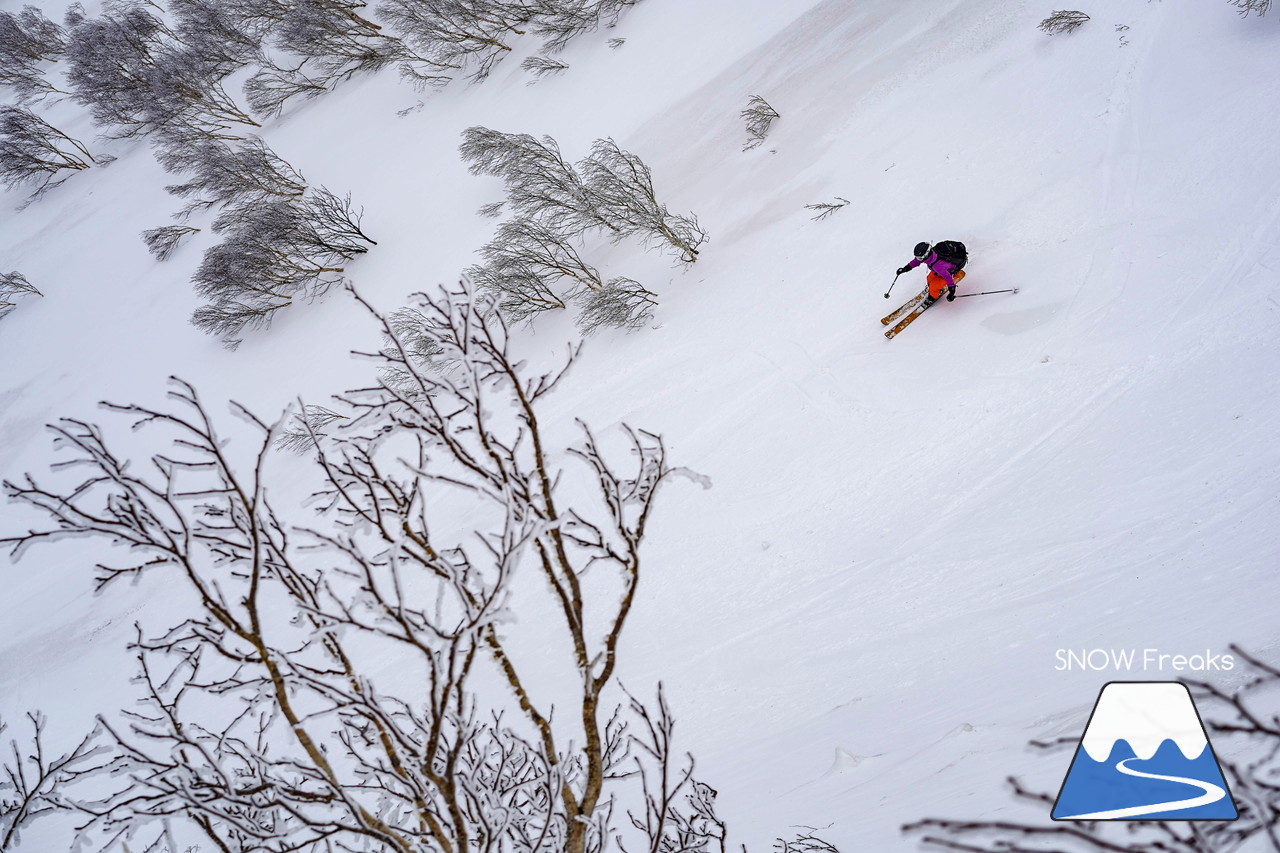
1054, 649, 1236, 672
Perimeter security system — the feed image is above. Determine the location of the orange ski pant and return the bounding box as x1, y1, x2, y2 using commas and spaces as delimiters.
928, 269, 965, 300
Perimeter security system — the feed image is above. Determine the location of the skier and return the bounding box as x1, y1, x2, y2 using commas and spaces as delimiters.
896, 241, 967, 307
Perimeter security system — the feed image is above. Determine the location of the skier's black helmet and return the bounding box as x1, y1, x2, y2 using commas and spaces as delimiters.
913, 241, 932, 260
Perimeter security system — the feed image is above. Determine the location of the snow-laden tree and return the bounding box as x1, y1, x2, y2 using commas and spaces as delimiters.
379, 0, 531, 85
158, 134, 306, 220
65, 1, 259, 139
1, 283, 714, 853
190, 189, 375, 341
531, 0, 641, 54
169, 0, 263, 80
0, 271, 42, 320
0, 106, 102, 203
460, 126, 613, 237
574, 276, 656, 334
140, 224, 200, 260
580, 138, 705, 262
466, 214, 657, 322
0, 6, 68, 104
64, 1, 168, 138
0, 713, 99, 850
246, 0, 402, 117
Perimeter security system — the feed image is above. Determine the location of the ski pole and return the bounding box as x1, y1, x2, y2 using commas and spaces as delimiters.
955, 288, 1019, 298
884, 273, 901, 299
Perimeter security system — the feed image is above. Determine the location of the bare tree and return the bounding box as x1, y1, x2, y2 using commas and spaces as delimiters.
460, 126, 611, 237
575, 277, 656, 334
532, 0, 642, 54
2, 281, 702, 853
1038, 11, 1091, 34
141, 224, 200, 260
580, 138, 706, 262
741, 95, 779, 151
65, 1, 259, 140
1231, 0, 1273, 16
477, 216, 603, 291
465, 261, 569, 322
190, 189, 375, 342
158, 135, 306, 221
170, 0, 263, 79
0, 106, 102, 203
617, 685, 727, 853
247, 0, 402, 117
379, 0, 531, 85
522, 55, 569, 80
0, 271, 42, 320
0, 7, 68, 104
903, 644, 1280, 853
64, 2, 179, 138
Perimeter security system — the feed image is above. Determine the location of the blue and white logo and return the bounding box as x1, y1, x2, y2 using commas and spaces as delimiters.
1052, 681, 1238, 820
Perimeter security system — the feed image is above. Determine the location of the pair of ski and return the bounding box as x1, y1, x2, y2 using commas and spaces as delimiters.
882, 289, 933, 339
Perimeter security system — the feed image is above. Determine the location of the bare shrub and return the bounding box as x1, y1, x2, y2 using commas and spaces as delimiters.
1038, 10, 1091, 34
575, 276, 656, 334
140, 224, 200, 260
741, 95, 780, 151
0, 270, 42, 319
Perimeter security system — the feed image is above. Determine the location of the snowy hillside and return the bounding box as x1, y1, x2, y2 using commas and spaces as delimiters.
2, 0, 1279, 850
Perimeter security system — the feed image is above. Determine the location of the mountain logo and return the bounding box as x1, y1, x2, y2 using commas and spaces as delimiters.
1052, 681, 1238, 821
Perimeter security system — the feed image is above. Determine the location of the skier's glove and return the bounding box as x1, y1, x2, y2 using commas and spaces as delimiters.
946, 286, 956, 302
896, 266, 911, 275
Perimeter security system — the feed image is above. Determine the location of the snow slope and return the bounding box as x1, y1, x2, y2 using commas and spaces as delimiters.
3, 0, 1280, 849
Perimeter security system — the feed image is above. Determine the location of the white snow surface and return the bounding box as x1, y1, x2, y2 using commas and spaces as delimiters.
2, 0, 1280, 849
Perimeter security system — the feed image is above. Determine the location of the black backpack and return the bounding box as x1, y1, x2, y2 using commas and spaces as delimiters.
932, 240, 968, 271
